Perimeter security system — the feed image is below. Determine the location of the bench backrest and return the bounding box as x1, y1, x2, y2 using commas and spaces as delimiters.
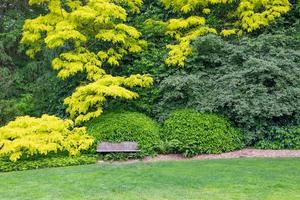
97, 141, 140, 153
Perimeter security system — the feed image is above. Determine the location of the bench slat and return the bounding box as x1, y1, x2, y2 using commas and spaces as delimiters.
97, 150, 140, 152
97, 141, 140, 153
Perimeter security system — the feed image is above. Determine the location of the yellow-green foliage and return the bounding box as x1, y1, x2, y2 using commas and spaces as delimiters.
161, 0, 291, 66
65, 74, 153, 124
21, 0, 152, 123
165, 16, 217, 66
0, 115, 94, 162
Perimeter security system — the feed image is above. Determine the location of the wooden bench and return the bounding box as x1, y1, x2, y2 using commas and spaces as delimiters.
96, 141, 140, 153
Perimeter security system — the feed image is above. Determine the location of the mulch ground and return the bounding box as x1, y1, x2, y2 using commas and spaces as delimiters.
98, 149, 300, 164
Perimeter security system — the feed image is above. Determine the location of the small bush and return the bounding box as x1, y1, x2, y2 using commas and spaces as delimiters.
86, 111, 161, 158
0, 155, 97, 172
257, 126, 300, 149
162, 109, 244, 156
0, 115, 94, 161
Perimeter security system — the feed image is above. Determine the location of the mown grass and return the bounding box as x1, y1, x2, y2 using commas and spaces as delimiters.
1, 158, 300, 200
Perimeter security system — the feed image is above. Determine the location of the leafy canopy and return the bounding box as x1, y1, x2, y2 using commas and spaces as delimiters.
0, 115, 94, 162
21, 0, 153, 124
161, 0, 291, 66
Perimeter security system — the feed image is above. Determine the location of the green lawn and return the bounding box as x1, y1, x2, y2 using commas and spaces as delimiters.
1, 158, 300, 200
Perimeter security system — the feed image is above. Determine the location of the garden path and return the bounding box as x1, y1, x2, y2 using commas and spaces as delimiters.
98, 149, 300, 164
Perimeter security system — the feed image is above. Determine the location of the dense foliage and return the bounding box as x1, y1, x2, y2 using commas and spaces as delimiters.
257, 126, 300, 149
21, 0, 153, 124
0, 0, 73, 126
0, 0, 299, 167
161, 0, 291, 66
0, 115, 94, 161
86, 111, 161, 157
157, 33, 300, 143
0, 155, 97, 172
162, 109, 244, 156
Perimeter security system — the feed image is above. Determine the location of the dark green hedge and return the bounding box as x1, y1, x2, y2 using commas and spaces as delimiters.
86, 111, 162, 158
257, 126, 300, 149
162, 109, 244, 157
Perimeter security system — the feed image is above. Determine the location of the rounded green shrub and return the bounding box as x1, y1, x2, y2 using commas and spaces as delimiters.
162, 109, 244, 156
85, 111, 161, 157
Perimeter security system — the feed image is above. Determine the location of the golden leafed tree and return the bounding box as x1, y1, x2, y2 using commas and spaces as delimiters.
161, 0, 291, 66
21, 0, 153, 124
